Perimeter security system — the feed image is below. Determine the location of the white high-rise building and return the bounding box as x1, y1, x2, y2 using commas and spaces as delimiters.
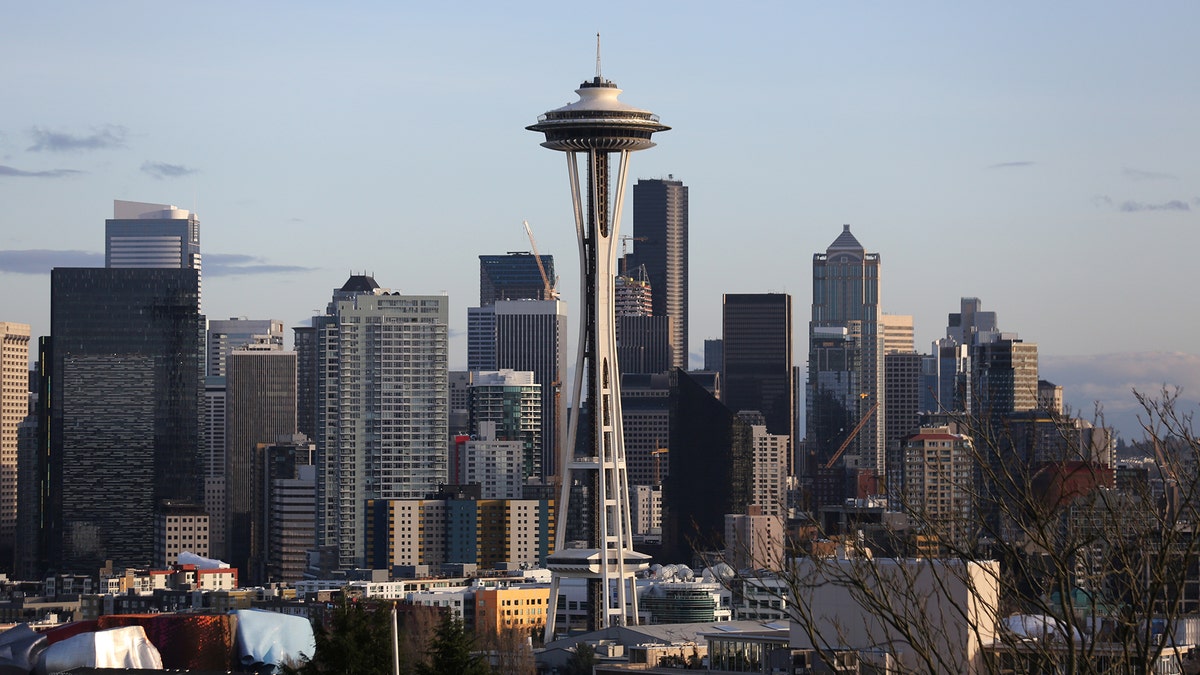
314, 275, 448, 569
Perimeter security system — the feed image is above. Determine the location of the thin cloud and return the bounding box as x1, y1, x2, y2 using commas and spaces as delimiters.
27, 125, 127, 152
205, 253, 313, 277
988, 161, 1036, 169
141, 161, 198, 179
0, 165, 82, 178
1119, 200, 1190, 213
1122, 166, 1177, 181
0, 249, 102, 274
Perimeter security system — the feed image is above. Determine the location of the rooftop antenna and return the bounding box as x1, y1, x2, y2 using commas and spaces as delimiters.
595, 33, 602, 79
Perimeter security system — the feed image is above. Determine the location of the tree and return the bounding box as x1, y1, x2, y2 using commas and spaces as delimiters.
286, 600, 442, 675
562, 642, 596, 675
479, 625, 535, 675
729, 388, 1200, 674
416, 615, 491, 675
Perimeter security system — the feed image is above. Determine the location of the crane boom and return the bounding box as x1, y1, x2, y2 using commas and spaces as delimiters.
523, 220, 558, 300
822, 399, 880, 470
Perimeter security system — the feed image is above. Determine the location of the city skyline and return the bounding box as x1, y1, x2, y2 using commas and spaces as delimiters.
2, 4, 1199, 439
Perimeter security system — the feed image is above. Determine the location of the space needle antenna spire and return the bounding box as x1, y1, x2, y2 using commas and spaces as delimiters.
595, 33, 602, 79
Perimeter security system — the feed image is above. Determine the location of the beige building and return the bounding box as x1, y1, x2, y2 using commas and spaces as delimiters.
902, 426, 975, 554
0, 322, 30, 556
789, 557, 1000, 674
880, 314, 914, 355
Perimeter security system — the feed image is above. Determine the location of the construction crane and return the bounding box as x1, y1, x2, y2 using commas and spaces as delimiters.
619, 235, 646, 276
822, 397, 881, 470
522, 220, 559, 300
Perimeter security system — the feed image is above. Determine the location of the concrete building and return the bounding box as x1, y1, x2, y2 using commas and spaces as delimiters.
44, 267, 203, 573
748, 424, 788, 518
475, 585, 552, 635
722, 293, 794, 462
901, 426, 975, 554
313, 275, 449, 569
0, 322, 30, 569
224, 341, 296, 580
205, 317, 283, 378
153, 502, 210, 568
629, 484, 662, 538
367, 497, 554, 569
468, 300, 567, 481
630, 177, 688, 371
461, 422, 527, 500
808, 224, 884, 480
468, 370, 542, 481
881, 314, 914, 355
724, 512, 784, 571
789, 557, 1000, 674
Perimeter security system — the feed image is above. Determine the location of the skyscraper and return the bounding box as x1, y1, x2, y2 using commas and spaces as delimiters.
313, 275, 449, 569
722, 293, 794, 458
225, 342, 297, 583
630, 177, 688, 370
44, 267, 203, 572
480, 253, 556, 305
807, 225, 884, 479
0, 322, 30, 570
467, 370, 542, 481
529, 60, 668, 632
468, 300, 568, 482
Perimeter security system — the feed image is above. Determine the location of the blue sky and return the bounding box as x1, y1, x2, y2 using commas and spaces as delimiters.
2, 3, 1198, 438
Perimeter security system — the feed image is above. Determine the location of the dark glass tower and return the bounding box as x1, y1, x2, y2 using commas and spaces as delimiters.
721, 293, 794, 465
44, 268, 203, 572
631, 178, 688, 370
479, 253, 556, 306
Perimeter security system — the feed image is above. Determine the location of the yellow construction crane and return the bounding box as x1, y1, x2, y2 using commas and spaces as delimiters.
822, 397, 880, 470
522, 220, 560, 300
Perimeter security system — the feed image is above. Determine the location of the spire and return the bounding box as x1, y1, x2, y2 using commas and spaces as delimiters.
595, 33, 602, 80
827, 223, 865, 254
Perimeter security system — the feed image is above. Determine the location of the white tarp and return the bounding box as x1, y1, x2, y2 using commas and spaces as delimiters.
178, 550, 231, 569
38, 625, 163, 674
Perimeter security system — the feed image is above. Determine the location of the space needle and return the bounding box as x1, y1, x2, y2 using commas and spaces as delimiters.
528, 42, 669, 635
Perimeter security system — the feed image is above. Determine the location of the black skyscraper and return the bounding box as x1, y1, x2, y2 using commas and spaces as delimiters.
631, 177, 688, 369
43, 268, 203, 572
721, 294, 794, 458
479, 253, 556, 306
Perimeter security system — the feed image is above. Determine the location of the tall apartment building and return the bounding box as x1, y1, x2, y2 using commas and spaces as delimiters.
630, 177, 688, 370
722, 293, 794, 462
747, 423, 788, 517
808, 225, 884, 478
468, 370, 541, 481
459, 423, 526, 500
901, 426, 975, 554
45, 267, 204, 572
225, 342, 297, 582
0, 322, 30, 570
314, 275, 448, 569
479, 253, 556, 305
467, 300, 567, 482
